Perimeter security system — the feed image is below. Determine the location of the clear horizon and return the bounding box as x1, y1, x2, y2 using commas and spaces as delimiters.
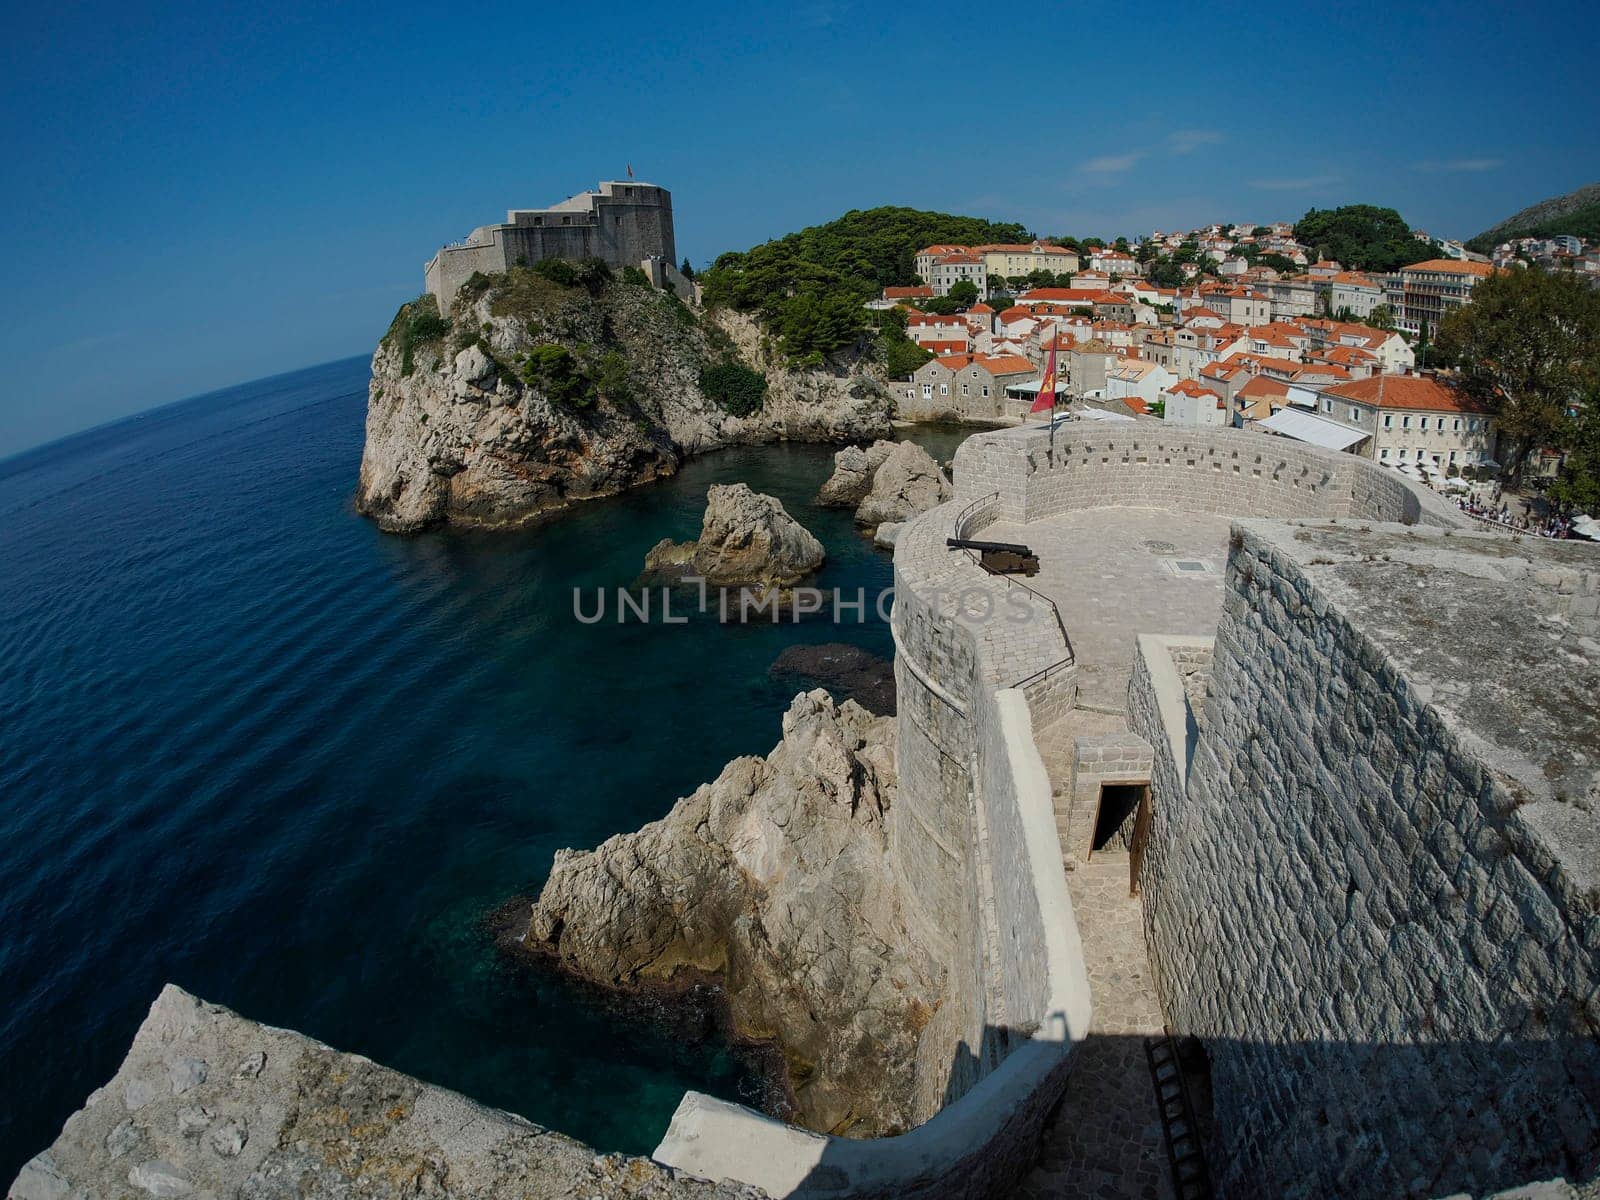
2, 0, 1596, 457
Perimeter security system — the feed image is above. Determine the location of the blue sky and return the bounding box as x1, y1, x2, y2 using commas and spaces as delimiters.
1, 0, 1595, 457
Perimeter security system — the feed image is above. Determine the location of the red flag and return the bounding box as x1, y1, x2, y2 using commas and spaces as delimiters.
1030, 344, 1058, 413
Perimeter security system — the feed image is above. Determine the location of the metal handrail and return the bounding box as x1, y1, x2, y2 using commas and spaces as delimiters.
948, 492, 1076, 688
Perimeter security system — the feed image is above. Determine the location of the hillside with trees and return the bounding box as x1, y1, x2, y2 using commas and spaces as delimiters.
699, 206, 1028, 362
1294, 205, 1441, 272
1465, 182, 1600, 253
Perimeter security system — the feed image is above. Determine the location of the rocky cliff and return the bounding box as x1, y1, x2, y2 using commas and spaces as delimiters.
356, 271, 893, 533
522, 691, 944, 1139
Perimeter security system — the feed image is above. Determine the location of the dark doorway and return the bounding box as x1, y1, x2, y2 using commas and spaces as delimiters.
1091, 783, 1146, 854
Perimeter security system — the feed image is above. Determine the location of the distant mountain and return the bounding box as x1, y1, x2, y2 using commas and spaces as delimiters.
1466, 182, 1600, 252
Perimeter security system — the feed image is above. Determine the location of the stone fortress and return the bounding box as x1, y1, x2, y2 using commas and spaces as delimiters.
12, 422, 1599, 1200
424, 179, 693, 314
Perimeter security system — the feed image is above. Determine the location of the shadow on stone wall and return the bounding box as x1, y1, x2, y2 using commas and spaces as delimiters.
783, 1027, 1597, 1200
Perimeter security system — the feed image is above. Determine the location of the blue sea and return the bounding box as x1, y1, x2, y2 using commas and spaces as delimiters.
0, 355, 969, 1181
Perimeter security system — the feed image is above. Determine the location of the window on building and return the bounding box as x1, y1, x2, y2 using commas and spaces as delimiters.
1452, 418, 1461, 432
1322, 399, 1332, 413
961, 384, 969, 396
1402, 415, 1412, 429
1383, 413, 1393, 429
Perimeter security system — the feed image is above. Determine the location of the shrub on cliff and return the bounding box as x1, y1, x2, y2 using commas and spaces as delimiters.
532, 256, 613, 295
700, 360, 768, 417
384, 296, 451, 377
521, 344, 596, 410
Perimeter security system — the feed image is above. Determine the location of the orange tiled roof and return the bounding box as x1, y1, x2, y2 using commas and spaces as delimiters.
1402, 259, 1495, 277
1237, 375, 1290, 399
1323, 375, 1491, 413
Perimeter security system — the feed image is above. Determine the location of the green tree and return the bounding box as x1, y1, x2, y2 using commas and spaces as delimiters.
921, 295, 963, 315
883, 331, 933, 377
1148, 260, 1185, 288
1547, 391, 1600, 515
1366, 303, 1396, 331
680, 258, 696, 279
774, 291, 867, 358
947, 280, 980, 305
698, 206, 1028, 316
1293, 205, 1428, 273
700, 360, 769, 416
1436, 267, 1600, 484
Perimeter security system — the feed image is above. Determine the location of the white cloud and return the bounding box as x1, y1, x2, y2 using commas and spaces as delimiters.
1249, 175, 1341, 191
1079, 152, 1144, 175
1413, 158, 1503, 173
1168, 129, 1224, 155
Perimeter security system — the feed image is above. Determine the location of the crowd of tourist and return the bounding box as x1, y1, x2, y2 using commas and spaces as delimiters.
1454, 495, 1580, 539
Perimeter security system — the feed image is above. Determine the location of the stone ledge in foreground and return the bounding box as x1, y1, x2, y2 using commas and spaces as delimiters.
9, 983, 764, 1200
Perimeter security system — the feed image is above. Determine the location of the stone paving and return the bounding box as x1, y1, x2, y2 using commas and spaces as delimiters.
1019, 855, 1176, 1200
984, 510, 1232, 710
1021, 700, 1179, 1200
997, 507, 1228, 1196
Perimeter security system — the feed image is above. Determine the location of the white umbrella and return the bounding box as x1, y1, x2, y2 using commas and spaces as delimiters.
1573, 514, 1600, 542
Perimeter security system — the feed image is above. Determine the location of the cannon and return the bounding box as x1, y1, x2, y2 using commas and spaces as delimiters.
946, 537, 1041, 577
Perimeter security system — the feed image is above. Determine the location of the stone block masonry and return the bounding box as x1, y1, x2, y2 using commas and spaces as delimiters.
1065, 733, 1154, 864
1138, 519, 1600, 1198
425, 180, 678, 313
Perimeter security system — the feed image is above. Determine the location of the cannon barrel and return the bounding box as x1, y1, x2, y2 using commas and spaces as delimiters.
946, 537, 1034, 555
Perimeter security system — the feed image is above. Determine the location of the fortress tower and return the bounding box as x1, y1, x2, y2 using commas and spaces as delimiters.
424, 180, 681, 314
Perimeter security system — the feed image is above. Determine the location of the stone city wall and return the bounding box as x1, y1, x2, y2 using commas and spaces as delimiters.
1137, 520, 1600, 1198
950, 422, 1467, 529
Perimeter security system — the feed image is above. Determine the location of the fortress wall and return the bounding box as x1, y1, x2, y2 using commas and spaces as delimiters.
1138, 521, 1600, 1198
950, 421, 1467, 529
427, 183, 676, 313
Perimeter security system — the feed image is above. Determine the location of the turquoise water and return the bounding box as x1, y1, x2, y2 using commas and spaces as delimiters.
0, 355, 970, 1179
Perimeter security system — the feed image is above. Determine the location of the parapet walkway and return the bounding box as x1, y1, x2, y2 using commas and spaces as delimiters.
1019, 709, 1177, 1200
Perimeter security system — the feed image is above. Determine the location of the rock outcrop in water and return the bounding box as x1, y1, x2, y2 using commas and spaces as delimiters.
523, 690, 943, 1139
356, 273, 893, 533
815, 440, 952, 536
9, 985, 762, 1200
768, 643, 896, 715
814, 440, 896, 508
643, 484, 824, 590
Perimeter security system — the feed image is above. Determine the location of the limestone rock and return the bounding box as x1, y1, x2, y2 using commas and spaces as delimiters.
855, 441, 951, 529
645, 484, 824, 588
815, 441, 896, 507
356, 287, 891, 534
524, 691, 942, 1138
8, 985, 761, 1200
873, 521, 904, 549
